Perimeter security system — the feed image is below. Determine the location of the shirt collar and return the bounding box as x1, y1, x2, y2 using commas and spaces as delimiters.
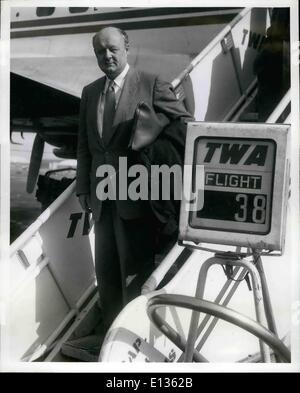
105, 63, 130, 91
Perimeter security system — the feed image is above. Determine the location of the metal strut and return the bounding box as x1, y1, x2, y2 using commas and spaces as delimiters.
147, 294, 291, 363
146, 249, 287, 363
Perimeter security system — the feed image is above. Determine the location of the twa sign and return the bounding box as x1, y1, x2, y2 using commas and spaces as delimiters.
202, 142, 270, 167
179, 122, 290, 252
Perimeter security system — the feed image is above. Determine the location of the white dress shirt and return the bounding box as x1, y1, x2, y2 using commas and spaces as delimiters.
97, 63, 130, 137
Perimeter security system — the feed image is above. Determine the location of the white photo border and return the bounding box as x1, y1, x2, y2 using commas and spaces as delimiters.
0, 0, 299, 373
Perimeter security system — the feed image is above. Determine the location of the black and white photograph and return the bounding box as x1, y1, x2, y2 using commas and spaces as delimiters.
0, 0, 299, 374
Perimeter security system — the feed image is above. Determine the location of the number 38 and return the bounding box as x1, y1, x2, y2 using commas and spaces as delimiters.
234, 194, 266, 224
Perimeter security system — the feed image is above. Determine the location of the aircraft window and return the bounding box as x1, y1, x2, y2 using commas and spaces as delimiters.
69, 8, 89, 13
36, 7, 55, 17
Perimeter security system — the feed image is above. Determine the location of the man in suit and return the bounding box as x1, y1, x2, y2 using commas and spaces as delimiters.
76, 27, 191, 333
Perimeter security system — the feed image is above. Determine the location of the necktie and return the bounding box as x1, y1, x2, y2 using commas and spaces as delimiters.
102, 80, 116, 144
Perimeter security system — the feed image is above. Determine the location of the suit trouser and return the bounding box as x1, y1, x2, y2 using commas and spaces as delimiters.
94, 201, 156, 329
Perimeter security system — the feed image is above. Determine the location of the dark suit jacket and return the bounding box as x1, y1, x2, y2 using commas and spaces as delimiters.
76, 67, 191, 221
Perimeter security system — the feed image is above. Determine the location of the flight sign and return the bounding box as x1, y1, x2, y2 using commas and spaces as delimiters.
190, 137, 275, 234
179, 122, 290, 251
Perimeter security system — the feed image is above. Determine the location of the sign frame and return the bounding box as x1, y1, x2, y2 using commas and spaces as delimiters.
179, 122, 290, 252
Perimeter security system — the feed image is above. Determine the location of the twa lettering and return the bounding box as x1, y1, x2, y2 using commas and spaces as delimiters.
241, 29, 266, 50
67, 212, 93, 238
203, 143, 268, 166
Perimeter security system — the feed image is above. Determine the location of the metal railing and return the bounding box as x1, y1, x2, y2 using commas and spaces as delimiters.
147, 294, 291, 363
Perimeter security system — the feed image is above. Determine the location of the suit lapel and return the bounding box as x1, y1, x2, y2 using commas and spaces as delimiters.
90, 77, 106, 147
104, 68, 139, 145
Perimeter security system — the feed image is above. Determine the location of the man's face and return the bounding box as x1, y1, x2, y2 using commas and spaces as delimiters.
93, 28, 128, 80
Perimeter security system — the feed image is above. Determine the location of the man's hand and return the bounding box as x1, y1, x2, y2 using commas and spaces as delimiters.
78, 194, 92, 213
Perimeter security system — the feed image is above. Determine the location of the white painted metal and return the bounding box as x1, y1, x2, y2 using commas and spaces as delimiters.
266, 90, 291, 123
173, 8, 270, 121
7, 183, 96, 361
44, 291, 98, 362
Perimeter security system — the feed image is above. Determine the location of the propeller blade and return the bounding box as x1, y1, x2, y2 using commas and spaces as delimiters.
26, 133, 45, 193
